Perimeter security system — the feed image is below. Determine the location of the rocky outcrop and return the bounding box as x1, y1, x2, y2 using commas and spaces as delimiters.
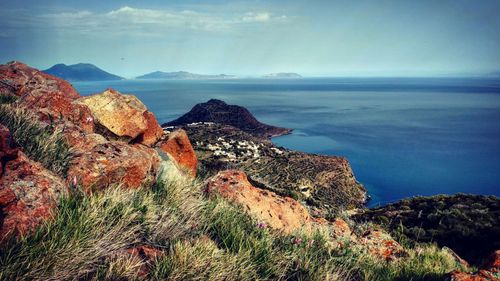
0, 61, 95, 133
181, 123, 366, 215
158, 129, 198, 177
206, 170, 315, 234
163, 99, 292, 138
67, 141, 160, 192
206, 170, 404, 261
0, 61, 79, 99
77, 89, 163, 144
0, 124, 67, 241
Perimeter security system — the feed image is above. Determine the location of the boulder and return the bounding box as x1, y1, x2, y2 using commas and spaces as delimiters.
67, 141, 160, 192
0, 61, 79, 99
206, 170, 315, 234
0, 61, 95, 133
0, 125, 68, 241
447, 270, 496, 281
482, 250, 500, 273
158, 129, 197, 177
77, 89, 161, 143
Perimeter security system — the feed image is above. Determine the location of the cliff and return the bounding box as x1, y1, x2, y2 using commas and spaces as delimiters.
163, 99, 292, 139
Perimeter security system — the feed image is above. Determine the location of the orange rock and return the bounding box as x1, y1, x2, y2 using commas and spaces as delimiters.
360, 230, 407, 262
158, 129, 197, 177
0, 61, 79, 99
0, 126, 68, 241
77, 89, 149, 140
206, 170, 315, 234
0, 61, 95, 133
135, 111, 164, 146
67, 141, 160, 192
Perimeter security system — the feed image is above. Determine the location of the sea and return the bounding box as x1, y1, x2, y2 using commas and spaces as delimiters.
73, 77, 500, 207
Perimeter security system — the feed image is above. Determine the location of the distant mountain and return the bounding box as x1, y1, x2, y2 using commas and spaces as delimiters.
136, 71, 235, 80
262, 72, 302, 78
43, 63, 124, 82
163, 99, 292, 138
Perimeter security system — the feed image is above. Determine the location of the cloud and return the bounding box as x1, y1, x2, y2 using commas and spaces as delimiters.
30, 6, 289, 36
239, 12, 287, 23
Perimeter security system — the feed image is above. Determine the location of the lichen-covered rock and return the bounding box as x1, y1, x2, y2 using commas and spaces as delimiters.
0, 61, 79, 99
447, 270, 497, 281
0, 125, 18, 178
77, 89, 161, 142
359, 230, 407, 262
483, 250, 500, 273
67, 141, 160, 192
206, 170, 316, 234
0, 61, 95, 133
0, 125, 68, 241
158, 129, 197, 177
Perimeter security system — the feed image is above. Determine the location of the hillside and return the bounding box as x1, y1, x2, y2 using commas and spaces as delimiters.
43, 63, 124, 81
164, 99, 292, 138
1, 61, 499, 281
136, 71, 235, 80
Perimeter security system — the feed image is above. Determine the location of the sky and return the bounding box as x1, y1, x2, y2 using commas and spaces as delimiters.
1, 0, 499, 77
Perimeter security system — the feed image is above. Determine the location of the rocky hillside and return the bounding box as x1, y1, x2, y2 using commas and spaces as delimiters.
163, 99, 292, 138
176, 122, 366, 216
0, 61, 498, 280
355, 194, 500, 265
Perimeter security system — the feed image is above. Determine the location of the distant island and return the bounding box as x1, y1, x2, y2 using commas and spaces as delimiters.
262, 72, 302, 78
136, 71, 235, 80
43, 63, 124, 82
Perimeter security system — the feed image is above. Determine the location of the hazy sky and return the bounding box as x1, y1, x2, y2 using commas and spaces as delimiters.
1, 0, 499, 77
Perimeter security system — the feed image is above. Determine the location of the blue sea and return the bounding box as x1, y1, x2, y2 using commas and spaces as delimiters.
73, 78, 500, 207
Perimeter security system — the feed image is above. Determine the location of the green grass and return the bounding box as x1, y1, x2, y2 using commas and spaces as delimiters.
0, 104, 72, 176
0, 160, 466, 281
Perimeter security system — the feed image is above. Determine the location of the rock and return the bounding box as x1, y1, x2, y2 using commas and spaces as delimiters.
125, 245, 164, 278
77, 89, 155, 141
158, 129, 197, 177
163, 99, 292, 139
67, 141, 160, 192
359, 230, 407, 262
135, 111, 164, 146
0, 125, 67, 241
0, 61, 79, 99
0, 61, 95, 133
206, 170, 315, 234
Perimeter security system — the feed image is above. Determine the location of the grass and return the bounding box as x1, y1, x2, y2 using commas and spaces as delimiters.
0, 156, 466, 281
0, 104, 72, 176
0, 94, 18, 104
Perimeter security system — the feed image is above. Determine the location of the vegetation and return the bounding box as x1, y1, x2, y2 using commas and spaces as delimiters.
0, 161, 466, 280
0, 94, 18, 104
0, 104, 72, 176
355, 194, 500, 265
